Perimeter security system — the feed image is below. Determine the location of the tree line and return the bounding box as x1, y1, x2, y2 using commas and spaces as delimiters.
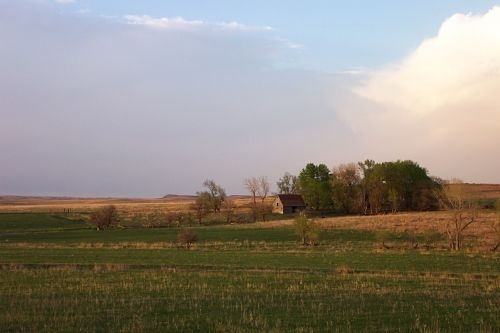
279, 159, 442, 215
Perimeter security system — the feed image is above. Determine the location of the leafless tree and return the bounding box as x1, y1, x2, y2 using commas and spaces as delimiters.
244, 176, 270, 221
244, 177, 260, 222
441, 179, 478, 251
276, 172, 299, 194
490, 200, 500, 252
257, 176, 271, 221
222, 199, 236, 224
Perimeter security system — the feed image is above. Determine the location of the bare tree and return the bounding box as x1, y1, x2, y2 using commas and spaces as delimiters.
222, 199, 236, 224
244, 176, 270, 221
258, 176, 270, 221
277, 172, 299, 194
441, 179, 478, 251
244, 177, 260, 222
490, 199, 500, 252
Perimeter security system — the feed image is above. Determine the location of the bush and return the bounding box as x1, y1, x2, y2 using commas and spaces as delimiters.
90, 205, 118, 230
178, 228, 198, 248
294, 213, 319, 246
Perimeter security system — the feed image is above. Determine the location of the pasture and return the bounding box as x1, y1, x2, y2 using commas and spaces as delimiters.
0, 196, 499, 332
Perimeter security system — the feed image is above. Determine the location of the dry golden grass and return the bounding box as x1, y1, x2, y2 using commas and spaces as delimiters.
0, 195, 265, 215
456, 183, 500, 199
0, 197, 191, 213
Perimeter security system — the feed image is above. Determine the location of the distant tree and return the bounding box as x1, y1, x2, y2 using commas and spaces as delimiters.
202, 179, 226, 213
293, 213, 319, 246
145, 210, 165, 228
90, 205, 118, 230
222, 199, 236, 224
257, 176, 271, 221
244, 176, 271, 221
277, 172, 299, 194
490, 200, 500, 252
440, 179, 478, 251
182, 212, 195, 227
358, 160, 441, 214
178, 228, 198, 248
331, 163, 363, 214
298, 163, 333, 210
191, 191, 212, 224
244, 177, 260, 222
165, 211, 178, 227
358, 159, 376, 214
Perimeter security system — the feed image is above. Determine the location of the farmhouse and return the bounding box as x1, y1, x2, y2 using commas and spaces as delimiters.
272, 194, 306, 214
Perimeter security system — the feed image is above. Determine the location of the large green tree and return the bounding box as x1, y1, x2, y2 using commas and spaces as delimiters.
360, 160, 441, 214
331, 163, 363, 214
298, 163, 333, 210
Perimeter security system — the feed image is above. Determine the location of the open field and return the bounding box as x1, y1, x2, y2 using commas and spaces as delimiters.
0, 196, 198, 214
0, 212, 499, 331
0, 191, 499, 332
0, 195, 259, 214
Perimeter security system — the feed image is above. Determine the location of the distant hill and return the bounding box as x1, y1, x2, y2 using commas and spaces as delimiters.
161, 194, 251, 200
161, 194, 197, 200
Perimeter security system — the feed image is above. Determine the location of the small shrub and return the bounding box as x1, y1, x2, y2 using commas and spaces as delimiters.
178, 228, 198, 248
336, 265, 354, 275
294, 213, 320, 246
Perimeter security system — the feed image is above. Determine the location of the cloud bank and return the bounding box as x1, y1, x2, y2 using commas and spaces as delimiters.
348, 6, 500, 183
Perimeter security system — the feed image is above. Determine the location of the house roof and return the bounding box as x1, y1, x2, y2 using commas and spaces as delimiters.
276, 194, 306, 206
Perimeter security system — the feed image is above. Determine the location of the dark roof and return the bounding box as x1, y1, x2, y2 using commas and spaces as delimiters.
276, 194, 306, 206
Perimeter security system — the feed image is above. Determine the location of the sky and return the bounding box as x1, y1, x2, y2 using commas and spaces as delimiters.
1, 0, 500, 197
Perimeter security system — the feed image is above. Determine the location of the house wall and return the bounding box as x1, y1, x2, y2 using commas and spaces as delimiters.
272, 198, 284, 214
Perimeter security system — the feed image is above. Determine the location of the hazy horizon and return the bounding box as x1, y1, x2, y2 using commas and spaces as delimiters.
2, 1, 500, 197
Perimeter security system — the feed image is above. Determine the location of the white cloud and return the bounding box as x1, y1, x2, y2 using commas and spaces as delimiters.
55, 0, 75, 4
125, 15, 275, 34
216, 21, 273, 32
356, 6, 500, 115
125, 15, 203, 30
344, 6, 500, 182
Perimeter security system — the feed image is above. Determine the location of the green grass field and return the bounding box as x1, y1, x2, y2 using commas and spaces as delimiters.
0, 212, 499, 332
